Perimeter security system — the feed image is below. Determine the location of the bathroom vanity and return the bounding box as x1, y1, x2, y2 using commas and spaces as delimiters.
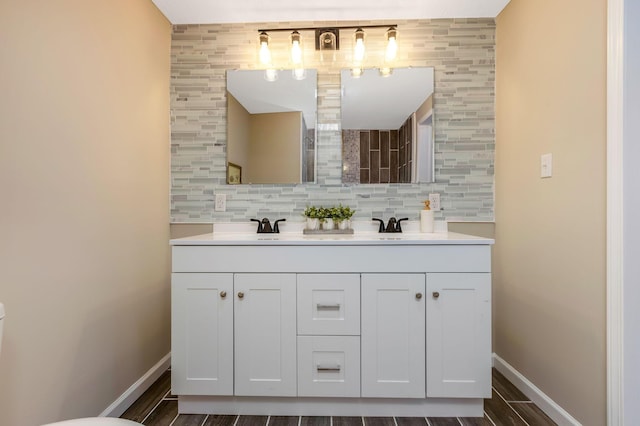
170, 227, 493, 417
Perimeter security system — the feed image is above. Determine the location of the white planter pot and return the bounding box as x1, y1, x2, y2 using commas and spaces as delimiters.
306, 218, 320, 230
322, 218, 334, 230
337, 219, 351, 230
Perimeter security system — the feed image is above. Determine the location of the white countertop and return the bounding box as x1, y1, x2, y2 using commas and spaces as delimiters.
171, 221, 494, 246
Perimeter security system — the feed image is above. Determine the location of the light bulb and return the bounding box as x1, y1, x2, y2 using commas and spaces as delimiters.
354, 28, 365, 62
385, 27, 398, 62
258, 32, 271, 65
291, 31, 303, 65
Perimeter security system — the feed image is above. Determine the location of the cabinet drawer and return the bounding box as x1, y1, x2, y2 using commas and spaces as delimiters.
297, 274, 360, 336
297, 336, 360, 397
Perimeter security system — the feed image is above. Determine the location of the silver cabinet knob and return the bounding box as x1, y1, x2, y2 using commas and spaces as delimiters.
220, 291, 227, 298
415, 293, 423, 300
433, 291, 440, 299
237, 291, 244, 299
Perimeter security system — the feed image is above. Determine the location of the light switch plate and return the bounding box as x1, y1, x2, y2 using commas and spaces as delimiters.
541, 153, 553, 178
215, 193, 227, 212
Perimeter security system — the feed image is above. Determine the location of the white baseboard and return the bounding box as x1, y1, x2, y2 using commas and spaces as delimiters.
100, 353, 171, 418
492, 353, 581, 426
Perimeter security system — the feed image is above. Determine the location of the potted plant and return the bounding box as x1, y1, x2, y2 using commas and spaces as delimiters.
303, 206, 321, 230
320, 207, 335, 230
335, 205, 356, 230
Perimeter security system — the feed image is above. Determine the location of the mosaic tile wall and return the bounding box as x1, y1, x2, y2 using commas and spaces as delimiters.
171, 19, 495, 223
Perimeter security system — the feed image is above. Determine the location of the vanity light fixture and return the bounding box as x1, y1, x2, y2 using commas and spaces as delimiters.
290, 31, 303, 65
317, 28, 338, 62
256, 24, 397, 71
258, 31, 271, 66
353, 28, 366, 62
290, 30, 306, 80
385, 26, 398, 62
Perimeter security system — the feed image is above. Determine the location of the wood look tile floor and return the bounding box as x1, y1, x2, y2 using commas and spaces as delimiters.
120, 369, 556, 426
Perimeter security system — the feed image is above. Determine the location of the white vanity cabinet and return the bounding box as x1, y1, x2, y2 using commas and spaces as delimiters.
171, 273, 296, 397
426, 273, 492, 398
171, 273, 233, 395
171, 231, 493, 417
361, 274, 426, 398
296, 274, 361, 398
234, 273, 297, 396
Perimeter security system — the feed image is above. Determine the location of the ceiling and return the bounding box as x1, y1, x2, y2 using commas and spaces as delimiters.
151, 0, 511, 24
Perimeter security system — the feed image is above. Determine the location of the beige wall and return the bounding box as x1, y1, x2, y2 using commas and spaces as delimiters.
170, 223, 213, 239
0, 1, 171, 425
494, 0, 606, 424
227, 92, 251, 178
247, 111, 302, 183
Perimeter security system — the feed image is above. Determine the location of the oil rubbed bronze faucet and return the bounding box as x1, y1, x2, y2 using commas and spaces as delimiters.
251, 218, 286, 233
372, 217, 409, 233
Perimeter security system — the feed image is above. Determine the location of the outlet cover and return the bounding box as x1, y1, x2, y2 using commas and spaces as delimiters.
428, 193, 441, 211
215, 193, 227, 212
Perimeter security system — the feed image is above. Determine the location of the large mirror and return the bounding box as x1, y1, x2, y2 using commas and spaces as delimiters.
341, 67, 434, 184
226, 69, 317, 184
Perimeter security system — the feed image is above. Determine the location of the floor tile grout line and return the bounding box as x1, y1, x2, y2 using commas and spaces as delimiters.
425, 417, 432, 426
483, 410, 497, 426
493, 386, 531, 426
199, 414, 209, 426
392, 416, 399, 426
491, 385, 509, 405
456, 417, 464, 426
139, 394, 169, 425
167, 413, 180, 426
233, 414, 240, 426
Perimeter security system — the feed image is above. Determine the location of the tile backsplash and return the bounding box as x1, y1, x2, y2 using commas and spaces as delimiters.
171, 19, 495, 223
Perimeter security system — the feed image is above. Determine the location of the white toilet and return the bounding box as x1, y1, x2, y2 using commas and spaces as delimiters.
0, 303, 142, 426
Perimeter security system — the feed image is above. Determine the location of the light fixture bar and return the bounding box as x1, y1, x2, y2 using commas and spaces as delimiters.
257, 24, 397, 33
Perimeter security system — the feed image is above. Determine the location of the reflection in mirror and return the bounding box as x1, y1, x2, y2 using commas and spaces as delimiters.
227, 69, 317, 184
341, 67, 434, 184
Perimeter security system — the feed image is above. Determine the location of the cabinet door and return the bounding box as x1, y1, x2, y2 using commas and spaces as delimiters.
171, 273, 233, 395
426, 273, 491, 398
234, 273, 297, 396
361, 274, 426, 398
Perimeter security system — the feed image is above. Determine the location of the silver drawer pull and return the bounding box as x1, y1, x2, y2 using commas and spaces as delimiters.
316, 303, 341, 310
317, 364, 341, 372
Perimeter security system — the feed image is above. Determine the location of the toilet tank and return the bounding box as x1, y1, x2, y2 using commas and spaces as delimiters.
0, 302, 4, 356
